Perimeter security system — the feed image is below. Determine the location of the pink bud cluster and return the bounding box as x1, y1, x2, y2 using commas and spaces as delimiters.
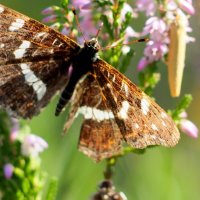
179, 112, 198, 138
135, 0, 195, 70
3, 118, 48, 180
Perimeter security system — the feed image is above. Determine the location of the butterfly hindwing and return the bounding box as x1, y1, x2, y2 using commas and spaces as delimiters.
93, 59, 180, 149
78, 75, 123, 161
64, 74, 122, 161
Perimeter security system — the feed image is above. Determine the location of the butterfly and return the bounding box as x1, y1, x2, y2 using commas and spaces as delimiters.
0, 4, 180, 161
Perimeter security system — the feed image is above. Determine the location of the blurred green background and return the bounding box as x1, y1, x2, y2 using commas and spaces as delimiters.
1, 0, 200, 199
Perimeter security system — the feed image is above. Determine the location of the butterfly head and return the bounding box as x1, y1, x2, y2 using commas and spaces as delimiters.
84, 38, 100, 53
83, 38, 100, 62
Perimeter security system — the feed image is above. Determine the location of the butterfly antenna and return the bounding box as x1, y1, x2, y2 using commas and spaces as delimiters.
101, 38, 149, 51
71, 7, 86, 41
95, 22, 103, 39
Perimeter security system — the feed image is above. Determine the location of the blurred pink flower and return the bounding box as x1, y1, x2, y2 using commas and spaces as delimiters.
79, 14, 97, 40
137, 57, 150, 71
80, 3, 91, 10
136, 0, 194, 71
179, 119, 198, 138
41, 6, 59, 15
61, 24, 70, 35
144, 41, 168, 62
21, 134, 48, 157
72, 0, 91, 10
42, 15, 57, 23
137, 16, 169, 65
3, 163, 14, 179
142, 17, 168, 36
71, 0, 97, 41
179, 111, 188, 118
125, 26, 140, 40
178, 0, 195, 15
10, 117, 19, 142
178, 112, 198, 138
136, 0, 156, 16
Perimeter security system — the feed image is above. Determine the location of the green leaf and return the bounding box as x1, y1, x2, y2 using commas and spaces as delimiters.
138, 62, 160, 95
95, 0, 113, 7
22, 178, 30, 194
101, 15, 114, 39
45, 177, 58, 200
120, 48, 135, 73
120, 12, 132, 34
170, 94, 193, 121
61, 0, 68, 9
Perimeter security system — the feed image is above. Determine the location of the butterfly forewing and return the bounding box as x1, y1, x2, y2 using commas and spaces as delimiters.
93, 59, 180, 149
0, 4, 79, 49
0, 4, 80, 118
0, 60, 70, 118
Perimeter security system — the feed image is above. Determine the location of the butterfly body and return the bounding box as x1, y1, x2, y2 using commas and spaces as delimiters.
55, 38, 99, 116
0, 4, 180, 161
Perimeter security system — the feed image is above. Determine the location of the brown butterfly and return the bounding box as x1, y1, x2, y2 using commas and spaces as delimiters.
0, 4, 180, 161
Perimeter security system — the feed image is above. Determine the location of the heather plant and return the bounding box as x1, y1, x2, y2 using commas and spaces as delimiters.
0, 0, 198, 199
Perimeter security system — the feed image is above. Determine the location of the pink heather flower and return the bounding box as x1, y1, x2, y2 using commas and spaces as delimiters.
10, 117, 19, 142
41, 6, 59, 15
178, 0, 195, 15
71, 0, 97, 41
137, 57, 150, 71
21, 134, 48, 157
42, 15, 57, 23
179, 112, 198, 138
137, 16, 170, 68
142, 17, 168, 36
179, 119, 198, 138
150, 31, 170, 44
61, 24, 70, 35
125, 26, 140, 40
144, 41, 168, 62
179, 111, 188, 118
136, 0, 156, 16
141, 17, 169, 62
79, 15, 98, 40
3, 163, 14, 179
72, 0, 91, 10
136, 1, 194, 71
80, 2, 91, 10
